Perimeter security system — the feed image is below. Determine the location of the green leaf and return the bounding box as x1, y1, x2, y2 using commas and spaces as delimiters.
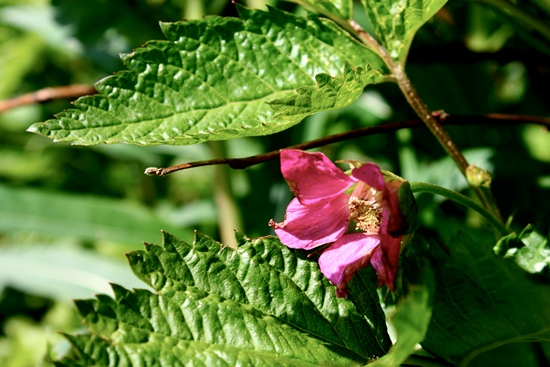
28, 6, 388, 146
56, 232, 392, 366
369, 284, 432, 367
0, 31, 44, 99
0, 245, 145, 302
269, 62, 384, 123
361, 0, 448, 64
295, 0, 354, 20
495, 214, 550, 275
0, 183, 191, 245
405, 233, 550, 365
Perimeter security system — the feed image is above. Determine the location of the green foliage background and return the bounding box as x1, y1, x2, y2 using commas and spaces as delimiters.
0, 0, 549, 366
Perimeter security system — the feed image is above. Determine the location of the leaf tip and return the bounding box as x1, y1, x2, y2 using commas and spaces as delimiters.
26, 124, 39, 133
234, 230, 250, 246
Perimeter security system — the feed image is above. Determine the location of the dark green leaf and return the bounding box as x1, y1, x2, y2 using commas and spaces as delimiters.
405, 233, 550, 365
369, 284, 432, 366
29, 7, 388, 146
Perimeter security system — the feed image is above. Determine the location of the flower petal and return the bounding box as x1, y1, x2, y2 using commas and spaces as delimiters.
351, 163, 385, 191
382, 180, 404, 234
318, 233, 380, 297
269, 195, 350, 250
369, 233, 401, 291
280, 149, 355, 205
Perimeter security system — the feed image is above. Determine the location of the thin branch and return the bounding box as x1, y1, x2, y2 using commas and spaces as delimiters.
0, 85, 97, 113
144, 113, 550, 177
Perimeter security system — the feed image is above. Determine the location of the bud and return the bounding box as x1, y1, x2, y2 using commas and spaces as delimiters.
466, 164, 492, 188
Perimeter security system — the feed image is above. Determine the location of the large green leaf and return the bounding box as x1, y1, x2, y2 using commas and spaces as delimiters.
0, 245, 145, 301
370, 284, 432, 366
405, 233, 550, 365
361, 0, 448, 64
269, 62, 384, 121
28, 6, 388, 146
295, 0, 354, 20
55, 232, 392, 366
0, 183, 191, 245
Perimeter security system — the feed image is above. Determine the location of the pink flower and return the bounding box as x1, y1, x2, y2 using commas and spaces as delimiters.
269, 149, 411, 297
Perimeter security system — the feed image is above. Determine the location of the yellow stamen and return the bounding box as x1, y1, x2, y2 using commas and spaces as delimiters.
348, 182, 383, 234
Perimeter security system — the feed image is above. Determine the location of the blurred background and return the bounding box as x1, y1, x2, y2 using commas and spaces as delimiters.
0, 0, 549, 365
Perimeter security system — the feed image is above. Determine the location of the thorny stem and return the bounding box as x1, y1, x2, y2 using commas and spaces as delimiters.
409, 182, 509, 236
144, 114, 550, 176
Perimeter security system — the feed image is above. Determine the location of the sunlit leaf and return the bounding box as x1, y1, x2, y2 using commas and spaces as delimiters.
269, 62, 384, 123
28, 6, 388, 146
295, 0, 354, 20
495, 214, 550, 275
361, 0, 448, 63
55, 232, 392, 366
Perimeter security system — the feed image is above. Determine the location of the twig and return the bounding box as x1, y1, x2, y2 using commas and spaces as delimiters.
0, 85, 97, 113
144, 113, 550, 176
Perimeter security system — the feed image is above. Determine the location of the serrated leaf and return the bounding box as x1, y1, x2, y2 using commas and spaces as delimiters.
361, 0, 448, 63
404, 233, 550, 365
28, 6, 388, 146
269, 62, 383, 121
370, 284, 432, 366
495, 214, 550, 275
62, 332, 348, 367
130, 231, 391, 358
295, 0, 354, 20
56, 232, 392, 366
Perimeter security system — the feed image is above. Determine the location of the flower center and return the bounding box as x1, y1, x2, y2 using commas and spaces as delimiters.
348, 182, 383, 234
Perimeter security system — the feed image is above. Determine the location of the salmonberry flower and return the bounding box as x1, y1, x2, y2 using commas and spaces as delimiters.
269, 149, 417, 297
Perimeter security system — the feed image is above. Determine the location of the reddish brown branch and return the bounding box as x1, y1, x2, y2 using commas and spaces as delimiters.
144, 113, 550, 177
0, 84, 97, 113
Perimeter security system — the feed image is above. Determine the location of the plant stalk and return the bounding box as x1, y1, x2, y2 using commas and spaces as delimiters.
209, 141, 242, 250
392, 65, 469, 174
348, 19, 470, 173
347, 20, 501, 218
409, 182, 509, 236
